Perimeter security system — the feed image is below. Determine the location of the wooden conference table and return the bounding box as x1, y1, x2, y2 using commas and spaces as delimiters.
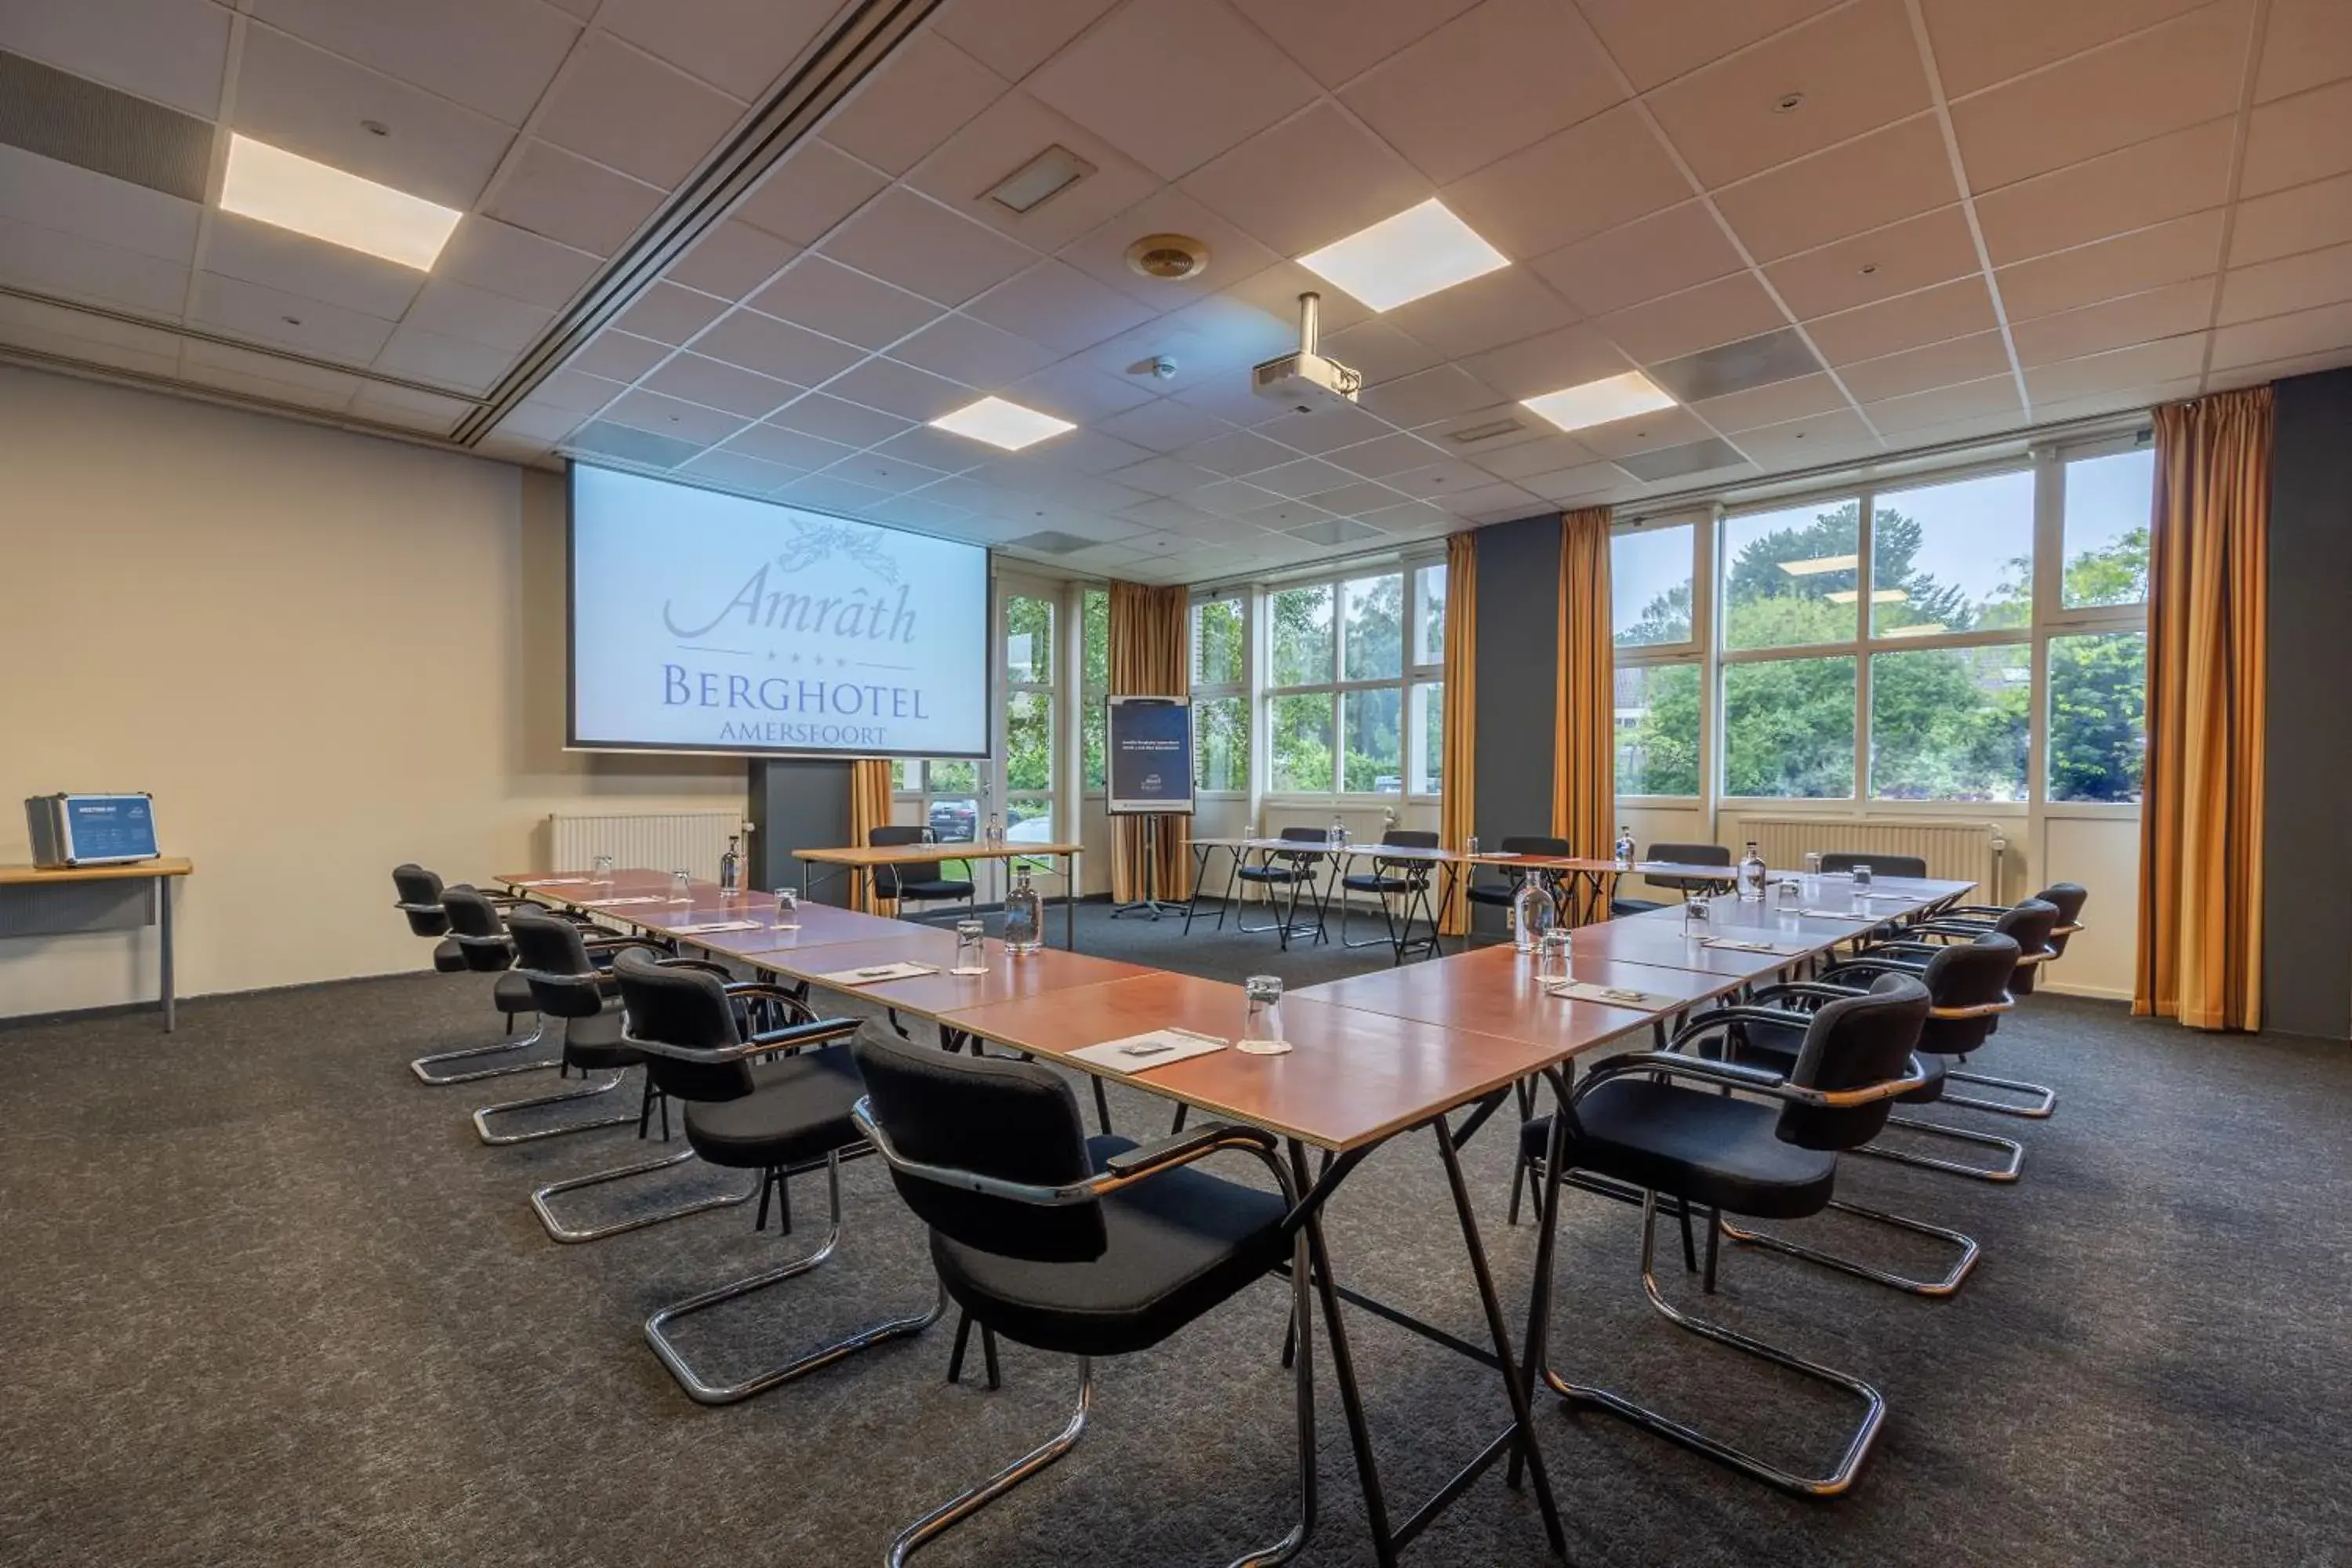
793, 839, 1083, 951
502, 864, 1969, 1566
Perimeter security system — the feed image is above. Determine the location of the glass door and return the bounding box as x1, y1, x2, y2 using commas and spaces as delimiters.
997, 575, 1062, 901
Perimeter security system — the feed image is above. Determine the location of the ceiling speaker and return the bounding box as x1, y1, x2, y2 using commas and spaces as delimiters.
1125, 233, 1210, 281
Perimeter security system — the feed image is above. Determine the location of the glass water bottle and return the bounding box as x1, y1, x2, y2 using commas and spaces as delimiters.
1511, 876, 1557, 953
1003, 863, 1044, 955
1613, 826, 1635, 868
719, 835, 741, 898
1737, 840, 1766, 902
985, 811, 1002, 848
1327, 815, 1345, 848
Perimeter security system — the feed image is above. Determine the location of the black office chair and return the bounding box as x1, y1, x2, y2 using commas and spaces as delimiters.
1465, 834, 1570, 919
392, 864, 466, 973
1933, 884, 2089, 985
1820, 851, 1929, 879
869, 825, 977, 924
1338, 828, 1441, 959
408, 886, 563, 1085
467, 909, 669, 1147
1234, 826, 1332, 948
1862, 898, 2061, 1118
1610, 842, 1732, 916
605, 949, 939, 1404
849, 1033, 1316, 1566
1519, 975, 1931, 1496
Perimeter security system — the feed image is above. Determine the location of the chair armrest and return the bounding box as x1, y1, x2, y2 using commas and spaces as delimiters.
1937, 905, 2009, 920
655, 956, 736, 978
744, 1016, 860, 1051
1104, 1121, 1276, 1179
1667, 1005, 1811, 1052
1581, 1050, 1926, 1108
1819, 957, 1928, 985
1749, 981, 1865, 1009
582, 935, 666, 956
851, 1102, 1292, 1208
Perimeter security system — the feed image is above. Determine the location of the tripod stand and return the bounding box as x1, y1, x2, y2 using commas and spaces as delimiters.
1111, 811, 1188, 920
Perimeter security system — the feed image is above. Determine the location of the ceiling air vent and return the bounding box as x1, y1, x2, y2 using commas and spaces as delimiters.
1613, 437, 1752, 484
0, 50, 212, 201
1446, 416, 1526, 445
1002, 529, 1100, 554
985, 145, 1095, 214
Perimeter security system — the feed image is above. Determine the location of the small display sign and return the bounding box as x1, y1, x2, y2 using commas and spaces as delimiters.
25, 793, 160, 866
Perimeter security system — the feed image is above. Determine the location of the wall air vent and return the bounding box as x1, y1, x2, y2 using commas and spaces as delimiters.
0, 51, 212, 201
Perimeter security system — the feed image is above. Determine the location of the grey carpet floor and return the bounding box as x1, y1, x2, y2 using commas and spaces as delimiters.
2, 902, 2347, 1567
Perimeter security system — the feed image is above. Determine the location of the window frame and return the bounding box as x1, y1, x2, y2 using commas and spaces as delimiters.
1187, 590, 1251, 797
1258, 553, 1445, 804
1610, 512, 1711, 805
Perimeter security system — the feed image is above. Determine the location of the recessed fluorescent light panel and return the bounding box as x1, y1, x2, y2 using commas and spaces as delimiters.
220, 134, 460, 270
1520, 371, 1677, 434
985, 145, 1095, 213
1297, 199, 1508, 311
1779, 554, 1859, 575
930, 396, 1076, 452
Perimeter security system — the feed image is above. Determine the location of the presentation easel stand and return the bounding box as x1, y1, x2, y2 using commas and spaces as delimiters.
1112, 813, 1187, 921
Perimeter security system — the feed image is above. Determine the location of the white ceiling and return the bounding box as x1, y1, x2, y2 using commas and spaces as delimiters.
4, 0, 2351, 584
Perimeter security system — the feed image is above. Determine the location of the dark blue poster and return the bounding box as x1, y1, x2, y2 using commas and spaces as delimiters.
1106, 698, 1194, 815
65, 795, 158, 861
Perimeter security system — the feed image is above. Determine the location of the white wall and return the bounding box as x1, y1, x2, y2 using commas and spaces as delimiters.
0, 368, 745, 1020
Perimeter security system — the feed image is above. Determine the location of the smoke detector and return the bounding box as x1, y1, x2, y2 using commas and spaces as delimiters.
1126, 232, 1210, 281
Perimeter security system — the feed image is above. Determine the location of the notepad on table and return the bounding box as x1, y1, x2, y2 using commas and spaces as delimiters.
1700, 937, 1801, 954
670, 919, 764, 935
513, 877, 593, 887
1798, 909, 1878, 921
1546, 980, 1680, 1010
1069, 1028, 1229, 1073
815, 960, 939, 986
595, 895, 665, 907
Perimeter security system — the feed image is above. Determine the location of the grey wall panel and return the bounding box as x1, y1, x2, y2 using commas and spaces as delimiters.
1472, 512, 1563, 931
2263, 368, 2352, 1039
752, 760, 854, 905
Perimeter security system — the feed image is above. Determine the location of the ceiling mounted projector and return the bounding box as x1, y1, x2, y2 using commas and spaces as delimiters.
1252, 292, 1362, 414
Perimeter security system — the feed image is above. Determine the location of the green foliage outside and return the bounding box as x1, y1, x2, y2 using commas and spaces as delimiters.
1615, 504, 2147, 803
1270, 576, 1408, 792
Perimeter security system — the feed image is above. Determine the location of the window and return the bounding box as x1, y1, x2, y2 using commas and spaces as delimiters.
1080, 587, 1109, 792
1002, 593, 1056, 840
2060, 449, 2153, 609
1611, 434, 2153, 813
898, 758, 979, 842
1261, 561, 1443, 797
1189, 594, 1249, 793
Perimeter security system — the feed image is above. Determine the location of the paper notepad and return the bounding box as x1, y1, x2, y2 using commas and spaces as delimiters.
1547, 980, 1680, 1010
514, 877, 593, 887
1799, 909, 1879, 921
595, 895, 666, 907
670, 919, 764, 935
815, 961, 940, 986
1700, 937, 1802, 954
1068, 1028, 1229, 1073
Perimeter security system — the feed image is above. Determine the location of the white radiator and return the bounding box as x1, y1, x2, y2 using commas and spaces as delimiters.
1722, 815, 2006, 902
546, 811, 746, 882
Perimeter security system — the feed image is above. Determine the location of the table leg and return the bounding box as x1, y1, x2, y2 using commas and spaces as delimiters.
1066, 851, 1079, 951
158, 872, 176, 1033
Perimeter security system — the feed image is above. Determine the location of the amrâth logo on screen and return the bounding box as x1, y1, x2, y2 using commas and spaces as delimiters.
655, 520, 933, 746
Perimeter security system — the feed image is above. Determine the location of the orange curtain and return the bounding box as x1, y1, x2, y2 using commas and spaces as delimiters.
1439, 531, 1478, 936
2136, 389, 2270, 1031
1109, 579, 1192, 902
1551, 506, 1613, 873
847, 757, 896, 915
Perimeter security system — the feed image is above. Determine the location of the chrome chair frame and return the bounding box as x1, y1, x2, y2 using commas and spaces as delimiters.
468, 934, 668, 1145
1337, 838, 1442, 960
409, 917, 563, 1086
1861, 928, 2060, 1120
1521, 1047, 1927, 1497
852, 1106, 1318, 1568
1232, 837, 1333, 949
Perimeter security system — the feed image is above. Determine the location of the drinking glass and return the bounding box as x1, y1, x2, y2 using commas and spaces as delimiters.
1238, 974, 1291, 1054
1682, 896, 1712, 940
1536, 927, 1573, 989
1465, 834, 1480, 857
774, 885, 800, 928
953, 918, 988, 975
591, 853, 614, 886
1852, 862, 1874, 894
1775, 877, 1803, 912
670, 869, 692, 904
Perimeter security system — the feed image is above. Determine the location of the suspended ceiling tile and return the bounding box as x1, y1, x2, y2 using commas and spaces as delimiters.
191, 270, 397, 364
717, 419, 858, 469
1459, 322, 1635, 402
2032, 373, 2200, 417
1058, 187, 1282, 309
1171, 426, 1298, 477
1803, 274, 1998, 364
612, 280, 731, 347
1356, 364, 1502, 427
1004, 356, 1160, 421
1921, 0, 2211, 100
675, 445, 808, 495
1712, 114, 1959, 263
535, 33, 747, 190
0, 0, 231, 118
1443, 104, 1688, 261
1338, 0, 1624, 186
603, 385, 752, 445
1319, 319, 1445, 385
434, 218, 600, 311
1229, 0, 1479, 89
665, 219, 798, 300
372, 320, 517, 392
2208, 299, 2352, 369
182, 337, 368, 396
1835, 329, 2013, 401
1248, 402, 1396, 456
814, 450, 954, 495
1947, 0, 2251, 193
2239, 77, 2352, 198
2216, 241, 2352, 325
2020, 333, 2205, 399
1313, 428, 1450, 478
765, 387, 917, 446
484, 139, 664, 257
1530, 201, 1744, 319
964, 257, 1160, 353
821, 30, 1008, 177
0, 214, 190, 315
350, 384, 476, 431
901, 89, 1161, 253
2251, 0, 2352, 104
1858, 372, 2021, 432
866, 422, 996, 473
1467, 432, 1604, 482
733, 140, 892, 249
1995, 208, 2226, 319
1973, 117, 2235, 263
691, 307, 865, 385
1688, 370, 1851, 434
1577, 0, 1846, 93
180, 358, 365, 412
932, 0, 1122, 83
1025, 0, 1318, 181
1763, 205, 1982, 321
528, 366, 628, 416
202, 212, 426, 322
596, 0, 840, 103
1380, 264, 1578, 359
1094, 396, 1235, 453
1733, 407, 1880, 466
1569, 403, 1716, 459
2227, 171, 2352, 267
0, 143, 198, 264
818, 185, 1040, 307
1516, 459, 1620, 503
2009, 279, 2213, 365
1645, 0, 1931, 190
821, 355, 975, 422
638, 350, 802, 419
888, 310, 1059, 387
1597, 270, 1789, 365
747, 253, 942, 350
250, 0, 579, 126
777, 470, 897, 516
567, 328, 672, 383
1179, 101, 1431, 260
